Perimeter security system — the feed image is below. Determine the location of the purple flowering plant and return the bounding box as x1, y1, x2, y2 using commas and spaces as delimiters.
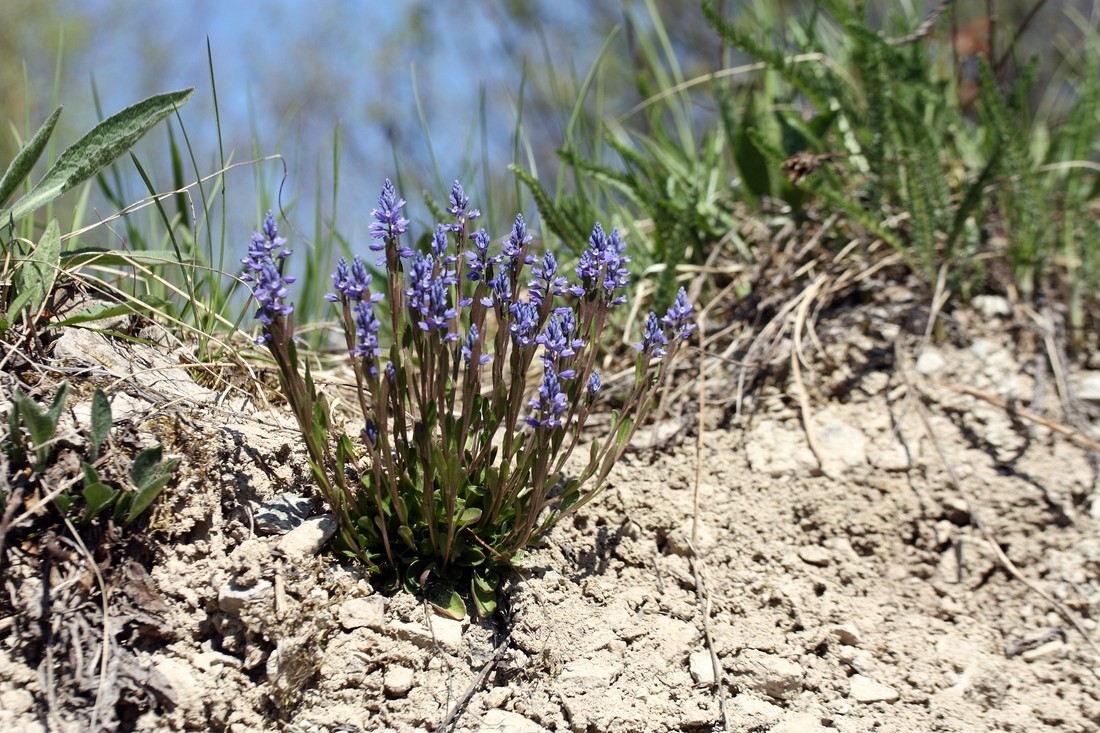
243, 182, 692, 615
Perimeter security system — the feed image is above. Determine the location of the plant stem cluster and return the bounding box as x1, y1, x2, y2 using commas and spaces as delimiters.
245, 181, 692, 613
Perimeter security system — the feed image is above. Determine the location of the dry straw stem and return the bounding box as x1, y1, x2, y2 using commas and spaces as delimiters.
894, 340, 1100, 682
935, 381, 1100, 453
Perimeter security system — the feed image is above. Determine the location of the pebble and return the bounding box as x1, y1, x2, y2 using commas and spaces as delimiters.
339, 596, 386, 631
915, 349, 947, 376
799, 546, 831, 567
0, 688, 34, 716
1077, 373, 1100, 402
830, 624, 862, 647
848, 674, 899, 703
253, 493, 315, 535
217, 578, 272, 614
478, 710, 548, 733
814, 414, 867, 476
275, 514, 337, 559
688, 650, 716, 685
388, 616, 463, 654
728, 650, 804, 701
745, 420, 818, 477
384, 665, 415, 697
558, 658, 621, 686
971, 295, 1011, 318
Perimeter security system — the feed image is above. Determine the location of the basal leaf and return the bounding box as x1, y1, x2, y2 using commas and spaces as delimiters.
0, 106, 62, 208
4, 89, 195, 222
12, 219, 61, 319
89, 389, 111, 460
125, 457, 177, 524
130, 444, 165, 490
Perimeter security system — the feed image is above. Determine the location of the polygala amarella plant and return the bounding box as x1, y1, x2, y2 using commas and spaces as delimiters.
243, 180, 693, 615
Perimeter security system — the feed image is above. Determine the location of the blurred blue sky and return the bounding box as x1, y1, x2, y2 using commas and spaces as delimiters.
35, 0, 628, 247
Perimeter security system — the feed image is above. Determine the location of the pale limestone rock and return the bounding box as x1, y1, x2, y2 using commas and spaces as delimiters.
849, 674, 899, 703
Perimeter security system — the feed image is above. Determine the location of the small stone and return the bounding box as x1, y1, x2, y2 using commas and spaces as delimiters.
772, 713, 828, 733
1077, 373, 1100, 402
1021, 640, 1066, 662
389, 616, 463, 654
0, 688, 34, 716
253, 493, 315, 535
339, 596, 386, 631
384, 665, 415, 697
745, 420, 818, 478
830, 624, 862, 647
558, 659, 621, 686
276, 514, 337, 559
971, 295, 1011, 319
478, 709, 549, 733
848, 674, 899, 704
728, 650, 804, 701
688, 650, 716, 685
814, 415, 867, 475
868, 442, 910, 472
915, 349, 947, 376
799, 546, 831, 567
217, 578, 273, 614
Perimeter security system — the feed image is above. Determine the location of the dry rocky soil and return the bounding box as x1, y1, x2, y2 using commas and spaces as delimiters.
3, 296, 1100, 732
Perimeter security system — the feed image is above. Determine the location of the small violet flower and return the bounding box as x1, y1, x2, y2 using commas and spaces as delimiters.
465, 229, 492, 282
662, 286, 695, 340
351, 300, 382, 374
499, 214, 534, 266
462, 324, 491, 365
635, 311, 669, 358
419, 280, 459, 341
586, 370, 602, 401
537, 312, 583, 378
509, 300, 539, 348
526, 367, 569, 429
326, 255, 382, 303
570, 222, 632, 305
481, 267, 512, 308
529, 250, 570, 311
241, 212, 295, 345
445, 180, 480, 229
368, 180, 410, 263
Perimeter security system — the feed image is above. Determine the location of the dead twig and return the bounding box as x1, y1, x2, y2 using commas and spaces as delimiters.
433, 637, 511, 733
935, 381, 1100, 453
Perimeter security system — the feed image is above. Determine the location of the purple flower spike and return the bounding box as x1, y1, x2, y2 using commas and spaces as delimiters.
501, 214, 534, 265
419, 280, 459, 340
586, 370, 602, 400
462, 324, 491, 365
574, 222, 631, 305
446, 180, 480, 230
241, 213, 295, 344
326, 255, 380, 302
526, 367, 569, 429
661, 286, 695, 340
362, 419, 379, 448
529, 250, 569, 309
634, 311, 669, 358
465, 229, 492, 282
537, 313, 579, 377
369, 179, 410, 242
481, 268, 512, 308
509, 300, 539, 348
351, 300, 382, 375
404, 252, 435, 314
